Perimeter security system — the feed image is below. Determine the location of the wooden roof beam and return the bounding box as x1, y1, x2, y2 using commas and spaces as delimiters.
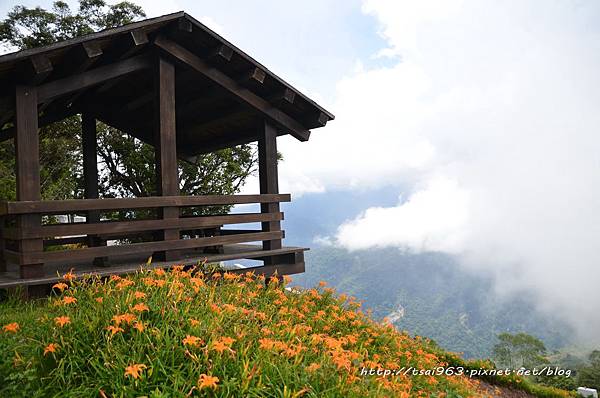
93, 30, 149, 96
37, 54, 151, 103
269, 88, 295, 106
153, 35, 310, 142
208, 44, 233, 63
26, 54, 53, 84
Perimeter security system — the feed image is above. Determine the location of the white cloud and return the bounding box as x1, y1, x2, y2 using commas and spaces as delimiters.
336, 176, 469, 253
280, 0, 600, 342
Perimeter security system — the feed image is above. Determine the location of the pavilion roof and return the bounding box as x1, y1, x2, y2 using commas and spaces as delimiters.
0, 11, 334, 157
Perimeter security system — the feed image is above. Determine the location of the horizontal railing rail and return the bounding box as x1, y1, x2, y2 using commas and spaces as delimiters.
0, 194, 289, 272
2, 212, 283, 240
0, 194, 291, 215
3, 231, 284, 264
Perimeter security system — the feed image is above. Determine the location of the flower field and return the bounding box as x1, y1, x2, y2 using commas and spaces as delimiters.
0, 265, 567, 397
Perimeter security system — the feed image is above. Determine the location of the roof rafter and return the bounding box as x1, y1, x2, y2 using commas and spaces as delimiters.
153, 35, 311, 142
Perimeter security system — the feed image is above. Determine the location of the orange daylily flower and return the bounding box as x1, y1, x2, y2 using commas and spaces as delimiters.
52, 282, 68, 291
211, 337, 235, 353
54, 316, 70, 327
189, 318, 200, 327
95, 297, 103, 303
131, 303, 149, 312
124, 363, 147, 379
133, 291, 146, 299
112, 313, 136, 325
183, 335, 203, 347
63, 270, 76, 281
198, 374, 219, 389
107, 325, 124, 336
133, 322, 145, 332
2, 322, 19, 333
43, 343, 59, 356
223, 272, 238, 281
62, 296, 77, 305
153, 268, 166, 276
318, 280, 327, 287
116, 279, 134, 289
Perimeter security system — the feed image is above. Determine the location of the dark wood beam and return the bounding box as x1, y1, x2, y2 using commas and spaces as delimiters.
82, 112, 108, 266
258, 119, 282, 252
27, 54, 53, 84
154, 57, 180, 261
208, 44, 233, 64
37, 54, 151, 103
82, 113, 99, 203
0, 194, 291, 216
240, 67, 266, 84
269, 88, 295, 105
14, 85, 43, 277
153, 35, 311, 142
87, 30, 150, 100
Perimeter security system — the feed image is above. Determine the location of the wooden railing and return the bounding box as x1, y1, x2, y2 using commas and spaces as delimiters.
0, 194, 289, 275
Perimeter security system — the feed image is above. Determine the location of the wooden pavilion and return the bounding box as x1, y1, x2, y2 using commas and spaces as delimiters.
0, 12, 333, 295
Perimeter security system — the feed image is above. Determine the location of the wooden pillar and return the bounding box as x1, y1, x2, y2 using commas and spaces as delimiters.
0, 218, 5, 272
153, 57, 179, 261
258, 119, 282, 256
82, 112, 108, 266
15, 85, 43, 279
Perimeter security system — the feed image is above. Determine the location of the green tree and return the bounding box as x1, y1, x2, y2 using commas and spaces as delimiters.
492, 332, 548, 369
0, 0, 257, 206
578, 350, 600, 390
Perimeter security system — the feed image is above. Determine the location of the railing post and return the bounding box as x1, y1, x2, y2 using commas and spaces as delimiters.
153, 57, 180, 261
15, 85, 44, 279
258, 119, 282, 256
82, 112, 108, 266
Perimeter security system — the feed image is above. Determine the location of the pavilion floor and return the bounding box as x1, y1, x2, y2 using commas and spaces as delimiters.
0, 244, 307, 289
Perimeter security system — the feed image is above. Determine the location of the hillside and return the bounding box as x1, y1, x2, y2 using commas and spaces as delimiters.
291, 246, 573, 359
0, 265, 572, 397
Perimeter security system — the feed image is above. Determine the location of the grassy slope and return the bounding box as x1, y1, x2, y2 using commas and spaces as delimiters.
0, 267, 574, 397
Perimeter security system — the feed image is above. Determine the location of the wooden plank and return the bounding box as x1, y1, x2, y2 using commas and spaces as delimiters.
4, 212, 283, 240
153, 35, 311, 142
13, 231, 284, 264
0, 194, 291, 215
258, 120, 282, 252
15, 85, 43, 276
37, 54, 151, 102
0, 244, 307, 287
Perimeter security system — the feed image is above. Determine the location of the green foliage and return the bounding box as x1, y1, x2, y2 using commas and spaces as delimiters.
439, 352, 576, 398
0, 268, 482, 397
0, 1, 257, 203
293, 246, 572, 359
493, 332, 548, 369
0, 0, 145, 50
577, 350, 600, 390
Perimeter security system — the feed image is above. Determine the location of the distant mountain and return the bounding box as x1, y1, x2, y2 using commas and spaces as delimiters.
280, 190, 574, 358
292, 246, 573, 358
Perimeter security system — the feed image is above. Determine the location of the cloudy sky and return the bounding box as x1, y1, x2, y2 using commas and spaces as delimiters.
2, 0, 600, 342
